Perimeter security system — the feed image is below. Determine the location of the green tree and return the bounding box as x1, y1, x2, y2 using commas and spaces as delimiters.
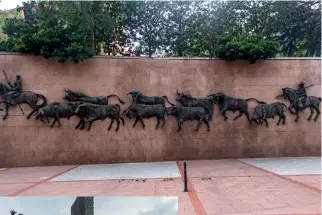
272, 1, 321, 57
95, 1, 127, 55
164, 1, 195, 57
125, 1, 167, 57
216, 34, 279, 64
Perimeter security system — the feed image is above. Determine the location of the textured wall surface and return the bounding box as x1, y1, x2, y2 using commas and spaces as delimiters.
0, 55, 320, 167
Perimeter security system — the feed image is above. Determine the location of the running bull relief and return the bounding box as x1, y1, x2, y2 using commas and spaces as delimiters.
0, 72, 320, 132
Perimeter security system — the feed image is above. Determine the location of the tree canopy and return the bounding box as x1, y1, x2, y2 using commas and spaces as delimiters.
0, 0, 320, 63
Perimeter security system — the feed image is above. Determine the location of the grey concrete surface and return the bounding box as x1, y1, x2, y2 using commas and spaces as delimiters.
50, 161, 181, 181
239, 157, 321, 175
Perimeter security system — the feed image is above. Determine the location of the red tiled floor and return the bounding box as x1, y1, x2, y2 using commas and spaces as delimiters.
181, 160, 270, 178
285, 175, 321, 190
0, 183, 35, 196
189, 176, 321, 215
0, 159, 320, 215
0, 166, 77, 183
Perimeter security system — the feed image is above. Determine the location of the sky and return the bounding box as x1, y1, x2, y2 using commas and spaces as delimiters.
0, 196, 178, 215
0, 0, 24, 10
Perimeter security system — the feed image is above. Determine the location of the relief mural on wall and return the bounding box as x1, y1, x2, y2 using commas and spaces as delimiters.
0, 73, 320, 132
0, 70, 47, 120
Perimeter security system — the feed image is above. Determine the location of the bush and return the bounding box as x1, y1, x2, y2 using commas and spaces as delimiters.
216, 34, 279, 64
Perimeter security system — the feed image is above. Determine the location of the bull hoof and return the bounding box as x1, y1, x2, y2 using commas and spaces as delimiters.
307, 117, 312, 120
50, 125, 54, 128
2, 116, 7, 120
295, 119, 299, 122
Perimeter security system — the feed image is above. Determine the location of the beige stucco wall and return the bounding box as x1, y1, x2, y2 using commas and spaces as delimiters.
0, 54, 320, 167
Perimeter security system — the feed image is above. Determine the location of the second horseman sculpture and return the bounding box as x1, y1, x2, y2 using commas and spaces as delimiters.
281, 82, 321, 121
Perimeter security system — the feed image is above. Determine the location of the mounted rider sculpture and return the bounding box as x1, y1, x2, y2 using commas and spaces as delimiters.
281, 81, 321, 122
0, 72, 47, 119
7, 75, 22, 99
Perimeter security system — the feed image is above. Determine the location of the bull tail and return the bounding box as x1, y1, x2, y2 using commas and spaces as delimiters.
162, 96, 175, 106
246, 98, 266, 104
161, 104, 168, 115
107, 94, 125, 104
31, 94, 47, 109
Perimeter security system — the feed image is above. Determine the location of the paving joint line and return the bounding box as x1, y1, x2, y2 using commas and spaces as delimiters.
7, 165, 80, 196
176, 161, 207, 215
42, 177, 182, 183
187, 175, 270, 179
0, 182, 37, 185
236, 160, 321, 193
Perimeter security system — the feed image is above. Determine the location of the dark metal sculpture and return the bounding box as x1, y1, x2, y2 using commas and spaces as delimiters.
121, 103, 167, 129
3, 70, 24, 115
176, 90, 214, 120
64, 89, 125, 105
74, 103, 124, 131
281, 83, 321, 121
166, 105, 210, 132
251, 102, 287, 126
35, 101, 85, 128
207, 92, 266, 123
0, 80, 47, 120
127, 90, 175, 106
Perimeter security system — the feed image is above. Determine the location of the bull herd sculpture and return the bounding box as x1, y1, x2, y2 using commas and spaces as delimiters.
0, 73, 321, 132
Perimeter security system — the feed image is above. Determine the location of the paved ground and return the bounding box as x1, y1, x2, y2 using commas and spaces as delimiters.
0, 157, 320, 215
0, 196, 178, 215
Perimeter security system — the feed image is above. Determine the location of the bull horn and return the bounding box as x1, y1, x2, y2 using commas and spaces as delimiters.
176, 89, 180, 95
127, 92, 132, 95
64, 88, 69, 93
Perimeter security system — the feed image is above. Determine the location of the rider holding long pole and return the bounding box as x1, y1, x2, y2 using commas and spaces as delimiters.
7, 75, 22, 98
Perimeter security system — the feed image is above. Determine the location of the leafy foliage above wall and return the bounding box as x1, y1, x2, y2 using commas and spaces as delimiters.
216, 34, 279, 64
0, 0, 320, 63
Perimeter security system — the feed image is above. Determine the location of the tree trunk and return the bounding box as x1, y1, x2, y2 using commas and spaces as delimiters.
306, 37, 315, 57
90, 23, 95, 54
90, 2, 100, 55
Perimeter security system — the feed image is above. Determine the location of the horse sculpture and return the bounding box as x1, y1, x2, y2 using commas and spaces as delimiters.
281, 87, 321, 121
0, 83, 47, 119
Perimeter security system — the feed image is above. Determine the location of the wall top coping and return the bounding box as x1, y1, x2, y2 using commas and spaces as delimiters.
0, 52, 321, 60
